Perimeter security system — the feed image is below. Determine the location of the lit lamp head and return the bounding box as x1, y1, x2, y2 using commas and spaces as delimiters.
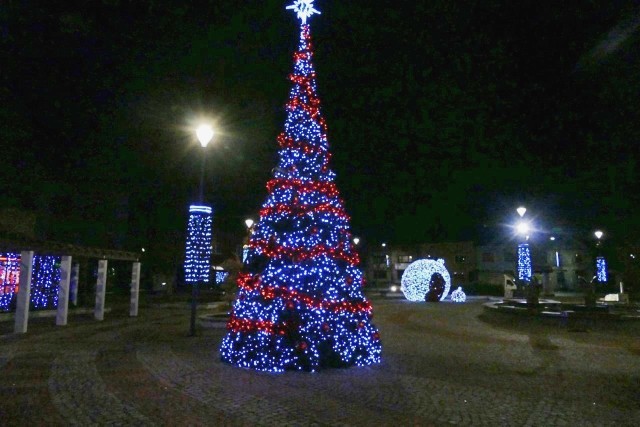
353, 237, 360, 245
516, 221, 530, 238
516, 206, 527, 218
594, 230, 603, 240
196, 124, 214, 148
245, 219, 255, 229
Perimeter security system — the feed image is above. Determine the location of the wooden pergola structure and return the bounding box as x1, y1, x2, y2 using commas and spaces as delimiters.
0, 237, 141, 334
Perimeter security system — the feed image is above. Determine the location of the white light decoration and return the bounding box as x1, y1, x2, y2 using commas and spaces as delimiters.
286, 0, 321, 24
450, 286, 466, 303
517, 207, 526, 217
400, 259, 451, 302
184, 204, 213, 284
594, 230, 603, 240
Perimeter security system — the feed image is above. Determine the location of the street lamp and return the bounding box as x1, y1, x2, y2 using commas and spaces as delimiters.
515, 207, 532, 283
190, 124, 214, 337
353, 237, 360, 246
594, 230, 607, 283
245, 218, 255, 229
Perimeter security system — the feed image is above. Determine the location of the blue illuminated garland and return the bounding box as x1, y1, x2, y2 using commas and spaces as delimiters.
184, 205, 213, 284
517, 243, 532, 282
220, 4, 381, 372
30, 255, 61, 309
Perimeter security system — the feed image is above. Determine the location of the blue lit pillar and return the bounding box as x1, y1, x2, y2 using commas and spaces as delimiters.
184, 205, 213, 284
184, 204, 213, 336
595, 256, 607, 283
517, 243, 532, 282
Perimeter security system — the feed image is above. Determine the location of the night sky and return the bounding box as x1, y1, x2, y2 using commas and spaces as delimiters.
2, 1, 639, 271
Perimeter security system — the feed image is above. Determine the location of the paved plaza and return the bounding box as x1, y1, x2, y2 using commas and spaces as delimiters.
0, 297, 639, 426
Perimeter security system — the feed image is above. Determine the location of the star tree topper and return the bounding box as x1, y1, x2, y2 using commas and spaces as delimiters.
286, 0, 321, 24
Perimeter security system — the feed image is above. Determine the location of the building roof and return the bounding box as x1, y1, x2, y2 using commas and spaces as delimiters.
0, 236, 140, 261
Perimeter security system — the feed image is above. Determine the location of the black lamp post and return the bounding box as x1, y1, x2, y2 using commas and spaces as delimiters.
189, 124, 214, 336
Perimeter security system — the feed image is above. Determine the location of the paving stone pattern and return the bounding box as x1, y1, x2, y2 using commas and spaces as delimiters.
0, 300, 638, 426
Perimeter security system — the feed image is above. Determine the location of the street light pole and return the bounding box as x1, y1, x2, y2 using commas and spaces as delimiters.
190, 124, 214, 337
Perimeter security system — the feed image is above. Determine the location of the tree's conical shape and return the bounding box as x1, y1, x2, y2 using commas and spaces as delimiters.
220, 20, 381, 372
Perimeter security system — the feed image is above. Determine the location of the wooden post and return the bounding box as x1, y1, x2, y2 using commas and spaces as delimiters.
129, 262, 141, 317
95, 259, 108, 321
56, 256, 72, 326
70, 263, 79, 306
14, 251, 34, 334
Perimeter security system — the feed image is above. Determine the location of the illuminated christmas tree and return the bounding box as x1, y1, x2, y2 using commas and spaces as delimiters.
220, 1, 382, 372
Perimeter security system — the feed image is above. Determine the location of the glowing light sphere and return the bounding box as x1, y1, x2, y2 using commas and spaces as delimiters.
401, 259, 451, 302
450, 286, 466, 303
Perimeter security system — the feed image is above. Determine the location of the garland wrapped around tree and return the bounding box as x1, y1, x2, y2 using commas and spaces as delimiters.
220, 1, 382, 372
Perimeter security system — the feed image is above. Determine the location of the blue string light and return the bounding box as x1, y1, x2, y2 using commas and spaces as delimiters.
184, 205, 213, 284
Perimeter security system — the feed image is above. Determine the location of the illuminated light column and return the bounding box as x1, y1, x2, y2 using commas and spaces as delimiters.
14, 251, 33, 334
184, 205, 213, 284
130, 262, 141, 317
70, 263, 79, 306
594, 230, 607, 284
517, 243, 532, 282
94, 259, 108, 321
56, 256, 72, 326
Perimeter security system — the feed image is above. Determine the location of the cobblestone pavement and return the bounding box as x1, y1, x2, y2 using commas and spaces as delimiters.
0, 298, 639, 426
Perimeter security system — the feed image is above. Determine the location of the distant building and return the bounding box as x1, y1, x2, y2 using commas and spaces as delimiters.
365, 237, 599, 294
